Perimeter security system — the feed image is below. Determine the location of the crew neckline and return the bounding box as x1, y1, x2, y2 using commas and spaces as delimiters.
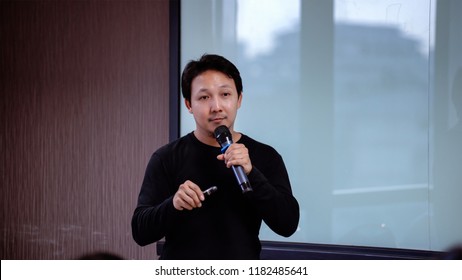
187, 131, 245, 150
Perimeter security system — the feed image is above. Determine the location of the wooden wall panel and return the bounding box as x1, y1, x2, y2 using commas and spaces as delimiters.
0, 0, 170, 259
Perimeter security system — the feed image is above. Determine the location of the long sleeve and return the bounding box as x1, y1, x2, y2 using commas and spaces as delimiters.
131, 133, 300, 258
247, 148, 300, 237
131, 153, 179, 246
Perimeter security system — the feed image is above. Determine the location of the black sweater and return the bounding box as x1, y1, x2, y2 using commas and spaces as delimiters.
131, 132, 299, 259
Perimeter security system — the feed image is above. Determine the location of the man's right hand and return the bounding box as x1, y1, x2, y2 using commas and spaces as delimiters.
173, 180, 205, 210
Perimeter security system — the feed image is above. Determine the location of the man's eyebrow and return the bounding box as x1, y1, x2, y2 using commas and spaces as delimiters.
197, 88, 209, 93
218, 84, 235, 91
197, 84, 233, 92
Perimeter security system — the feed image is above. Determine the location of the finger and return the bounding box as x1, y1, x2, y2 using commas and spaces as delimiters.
224, 146, 252, 174
173, 193, 190, 210
174, 183, 199, 210
181, 181, 204, 205
226, 144, 246, 158
225, 152, 247, 166
184, 188, 203, 206
176, 191, 198, 210
184, 181, 205, 202
180, 194, 197, 210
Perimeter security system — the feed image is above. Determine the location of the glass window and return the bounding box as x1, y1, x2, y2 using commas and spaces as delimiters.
180, 0, 462, 251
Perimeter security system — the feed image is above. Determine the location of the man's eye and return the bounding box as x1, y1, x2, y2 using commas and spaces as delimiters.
199, 96, 209, 100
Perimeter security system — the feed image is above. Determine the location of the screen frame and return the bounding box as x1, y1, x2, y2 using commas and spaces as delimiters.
168, 0, 445, 259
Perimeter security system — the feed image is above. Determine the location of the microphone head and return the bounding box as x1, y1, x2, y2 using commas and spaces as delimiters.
214, 125, 232, 147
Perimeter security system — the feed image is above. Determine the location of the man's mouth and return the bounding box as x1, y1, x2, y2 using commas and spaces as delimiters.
209, 116, 226, 122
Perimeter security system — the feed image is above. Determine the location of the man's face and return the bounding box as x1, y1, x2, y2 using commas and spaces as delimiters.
186, 70, 242, 141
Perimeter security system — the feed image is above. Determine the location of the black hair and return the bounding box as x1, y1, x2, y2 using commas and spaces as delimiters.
181, 54, 243, 101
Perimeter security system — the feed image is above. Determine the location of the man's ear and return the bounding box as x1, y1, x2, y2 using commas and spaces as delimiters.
237, 92, 243, 109
185, 99, 193, 113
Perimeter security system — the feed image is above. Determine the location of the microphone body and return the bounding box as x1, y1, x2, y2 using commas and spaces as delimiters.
214, 125, 253, 193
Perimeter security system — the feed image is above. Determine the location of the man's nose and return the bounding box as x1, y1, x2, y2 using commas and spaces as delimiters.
210, 97, 222, 111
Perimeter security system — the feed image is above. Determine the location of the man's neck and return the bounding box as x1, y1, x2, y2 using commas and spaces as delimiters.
193, 129, 241, 147
193, 130, 220, 147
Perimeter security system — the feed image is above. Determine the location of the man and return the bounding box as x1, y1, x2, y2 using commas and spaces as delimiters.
131, 54, 299, 259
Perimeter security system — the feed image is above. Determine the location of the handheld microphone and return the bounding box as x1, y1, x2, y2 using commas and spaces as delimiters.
214, 125, 253, 193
